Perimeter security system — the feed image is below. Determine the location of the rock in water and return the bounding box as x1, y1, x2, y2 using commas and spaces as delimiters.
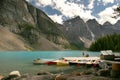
97, 69, 110, 77
2, 71, 21, 80
9, 71, 21, 77
0, 74, 4, 80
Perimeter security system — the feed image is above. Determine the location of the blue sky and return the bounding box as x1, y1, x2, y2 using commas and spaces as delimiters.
26, 0, 120, 24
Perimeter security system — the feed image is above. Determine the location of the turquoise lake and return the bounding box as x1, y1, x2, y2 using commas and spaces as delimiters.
0, 51, 100, 75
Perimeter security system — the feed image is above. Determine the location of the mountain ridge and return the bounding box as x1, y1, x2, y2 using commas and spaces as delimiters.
59, 16, 120, 49
0, 0, 120, 50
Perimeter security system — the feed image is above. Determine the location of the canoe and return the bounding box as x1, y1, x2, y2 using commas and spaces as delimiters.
69, 62, 78, 66
33, 62, 44, 65
93, 63, 99, 67
69, 61, 86, 66
56, 61, 69, 66
45, 61, 56, 65
93, 60, 100, 67
76, 60, 87, 66
33, 59, 45, 65
86, 62, 93, 67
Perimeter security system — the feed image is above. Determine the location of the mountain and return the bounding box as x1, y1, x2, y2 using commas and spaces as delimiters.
59, 16, 120, 49
114, 20, 120, 30
86, 19, 102, 40
59, 16, 92, 49
0, 26, 27, 50
0, 0, 70, 51
1, 0, 120, 50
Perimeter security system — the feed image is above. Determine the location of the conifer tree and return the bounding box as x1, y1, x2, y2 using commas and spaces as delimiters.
113, 6, 120, 18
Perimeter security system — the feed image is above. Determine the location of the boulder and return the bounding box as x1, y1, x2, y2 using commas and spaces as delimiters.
18, 75, 55, 80
97, 69, 110, 77
37, 71, 53, 75
0, 74, 4, 80
1, 71, 21, 80
55, 74, 70, 80
9, 71, 21, 77
32, 75, 55, 80
71, 71, 81, 76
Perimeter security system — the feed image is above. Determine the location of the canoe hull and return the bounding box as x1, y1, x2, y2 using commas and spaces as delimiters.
46, 61, 56, 65
33, 59, 45, 65
33, 62, 44, 65
57, 62, 69, 66
69, 62, 78, 66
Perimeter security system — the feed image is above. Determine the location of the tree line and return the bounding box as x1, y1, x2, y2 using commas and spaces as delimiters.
89, 34, 120, 52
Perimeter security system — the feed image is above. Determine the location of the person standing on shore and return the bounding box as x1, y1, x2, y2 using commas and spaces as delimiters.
82, 52, 85, 57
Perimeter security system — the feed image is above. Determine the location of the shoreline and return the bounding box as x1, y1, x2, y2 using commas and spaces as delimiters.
1, 67, 120, 80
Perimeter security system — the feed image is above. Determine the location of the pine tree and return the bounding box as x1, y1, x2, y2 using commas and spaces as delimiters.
113, 6, 120, 18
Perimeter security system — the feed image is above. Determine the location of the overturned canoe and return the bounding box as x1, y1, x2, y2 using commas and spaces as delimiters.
69, 61, 78, 66
57, 61, 69, 66
45, 61, 57, 65
33, 59, 45, 65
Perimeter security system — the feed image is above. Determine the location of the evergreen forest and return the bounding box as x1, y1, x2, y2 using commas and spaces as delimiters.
89, 34, 120, 52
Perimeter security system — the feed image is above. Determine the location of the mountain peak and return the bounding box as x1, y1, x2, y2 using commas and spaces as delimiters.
115, 20, 120, 25
103, 21, 112, 26
87, 19, 98, 24
63, 16, 85, 27
63, 16, 82, 23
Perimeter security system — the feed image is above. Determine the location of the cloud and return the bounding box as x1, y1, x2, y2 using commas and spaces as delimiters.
26, 0, 120, 24
29, 0, 95, 23
52, 0, 81, 17
49, 14, 63, 24
88, 0, 95, 9
102, 0, 114, 4
98, 5, 118, 24
80, 10, 96, 22
98, 0, 114, 5
35, 0, 53, 7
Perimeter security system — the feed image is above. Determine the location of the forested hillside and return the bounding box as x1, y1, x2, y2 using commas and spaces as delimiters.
89, 34, 120, 52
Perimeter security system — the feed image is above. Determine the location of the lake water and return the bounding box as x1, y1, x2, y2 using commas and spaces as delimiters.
0, 51, 100, 75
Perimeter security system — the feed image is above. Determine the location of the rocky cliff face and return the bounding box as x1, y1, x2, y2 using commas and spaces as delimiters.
114, 20, 120, 30
0, 0, 70, 50
0, 26, 28, 51
59, 16, 92, 49
60, 16, 120, 49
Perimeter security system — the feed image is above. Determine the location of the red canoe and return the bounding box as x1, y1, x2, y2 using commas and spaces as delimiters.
45, 61, 57, 65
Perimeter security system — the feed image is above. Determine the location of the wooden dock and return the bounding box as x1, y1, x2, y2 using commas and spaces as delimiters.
63, 57, 100, 61
101, 60, 120, 64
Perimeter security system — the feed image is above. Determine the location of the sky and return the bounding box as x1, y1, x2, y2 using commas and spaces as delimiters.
26, 0, 120, 24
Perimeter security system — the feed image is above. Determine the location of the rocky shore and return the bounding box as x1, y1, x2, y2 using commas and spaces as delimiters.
0, 67, 120, 80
